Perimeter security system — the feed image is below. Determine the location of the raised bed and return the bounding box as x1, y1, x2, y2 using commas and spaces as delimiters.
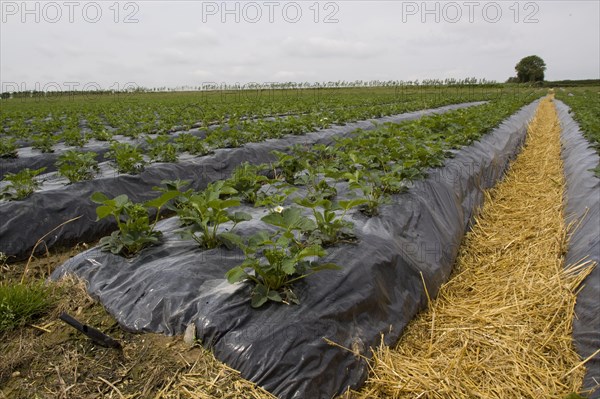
52, 100, 540, 398
556, 100, 600, 398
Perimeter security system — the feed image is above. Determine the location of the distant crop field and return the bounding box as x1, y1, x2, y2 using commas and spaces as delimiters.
0, 84, 540, 171
555, 87, 600, 175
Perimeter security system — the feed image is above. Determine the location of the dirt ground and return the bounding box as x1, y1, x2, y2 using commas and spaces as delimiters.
0, 246, 274, 399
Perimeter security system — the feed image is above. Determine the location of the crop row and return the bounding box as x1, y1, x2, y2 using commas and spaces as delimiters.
1, 96, 499, 195
0, 87, 467, 137
0, 93, 464, 157
87, 95, 537, 307
0, 86, 538, 157
2, 102, 490, 197
554, 88, 600, 176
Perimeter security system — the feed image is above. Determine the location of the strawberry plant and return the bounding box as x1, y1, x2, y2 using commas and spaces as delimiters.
294, 172, 338, 201
226, 207, 339, 307
7, 120, 29, 139
91, 190, 179, 257
296, 143, 337, 170
204, 126, 251, 149
106, 142, 146, 174
31, 133, 56, 153
295, 197, 366, 246
154, 178, 191, 195
226, 162, 269, 204
255, 180, 298, 210
61, 128, 88, 147
175, 181, 251, 249
281, 116, 312, 135
0, 137, 18, 158
343, 169, 389, 216
56, 150, 100, 183
87, 116, 112, 141
116, 122, 143, 139
174, 133, 209, 155
272, 149, 308, 183
217, 128, 247, 148
146, 135, 179, 163
90, 127, 112, 141
0, 167, 46, 200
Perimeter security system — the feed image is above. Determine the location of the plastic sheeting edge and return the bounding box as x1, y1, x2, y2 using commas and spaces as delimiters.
555, 100, 600, 398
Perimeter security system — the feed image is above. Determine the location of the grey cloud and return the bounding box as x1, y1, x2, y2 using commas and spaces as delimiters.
282, 36, 379, 59
1, 1, 598, 87
151, 49, 202, 66
170, 27, 220, 47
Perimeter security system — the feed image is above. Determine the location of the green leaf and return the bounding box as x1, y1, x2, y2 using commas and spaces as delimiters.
219, 185, 239, 196
274, 233, 290, 249
95, 205, 114, 220
219, 232, 243, 250
261, 211, 284, 227
178, 229, 195, 240
231, 211, 252, 223
294, 197, 318, 208
113, 194, 129, 208
318, 198, 332, 208
267, 290, 282, 302
314, 211, 325, 225
248, 231, 270, 248
283, 288, 300, 305
210, 198, 240, 210
32, 167, 47, 176
297, 245, 326, 260
281, 259, 296, 275
338, 198, 369, 210
298, 216, 317, 231
225, 266, 247, 284
311, 262, 341, 272
282, 207, 303, 227
90, 192, 109, 204
251, 285, 269, 308
324, 210, 337, 223
145, 190, 180, 209
264, 207, 317, 231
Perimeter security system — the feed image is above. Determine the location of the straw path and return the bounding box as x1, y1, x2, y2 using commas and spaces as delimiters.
346, 96, 595, 398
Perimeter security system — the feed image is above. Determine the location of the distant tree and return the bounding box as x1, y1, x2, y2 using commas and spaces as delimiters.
515, 55, 546, 83
506, 76, 520, 84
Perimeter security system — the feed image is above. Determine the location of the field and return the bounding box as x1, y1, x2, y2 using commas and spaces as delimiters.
0, 85, 540, 260
0, 85, 524, 166
554, 87, 600, 175
1, 85, 599, 399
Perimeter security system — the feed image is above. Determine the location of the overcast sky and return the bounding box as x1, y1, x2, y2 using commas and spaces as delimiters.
1, 0, 599, 90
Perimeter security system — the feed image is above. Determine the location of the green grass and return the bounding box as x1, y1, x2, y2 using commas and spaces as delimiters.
0, 282, 54, 333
